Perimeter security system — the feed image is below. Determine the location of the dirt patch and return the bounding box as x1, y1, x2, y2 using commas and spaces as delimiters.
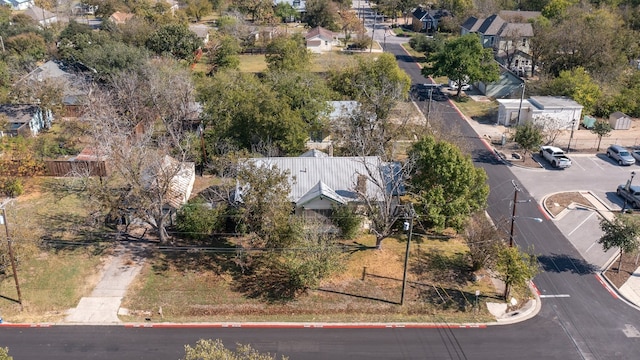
604, 252, 640, 288
544, 192, 594, 217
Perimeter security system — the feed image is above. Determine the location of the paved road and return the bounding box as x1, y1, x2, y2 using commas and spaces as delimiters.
385, 41, 640, 359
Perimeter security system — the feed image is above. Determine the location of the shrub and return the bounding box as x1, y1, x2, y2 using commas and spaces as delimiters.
0, 177, 23, 197
176, 198, 223, 240
331, 204, 362, 239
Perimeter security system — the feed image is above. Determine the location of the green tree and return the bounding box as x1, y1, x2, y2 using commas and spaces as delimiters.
494, 246, 539, 300
183, 339, 287, 360
274, 2, 298, 22
329, 52, 411, 122
146, 23, 203, 61
208, 34, 241, 72
547, 67, 601, 114
185, 0, 213, 22
304, 0, 339, 31
513, 122, 543, 158
409, 135, 489, 231
5, 32, 46, 62
235, 0, 275, 23
422, 33, 499, 98
590, 120, 612, 151
0, 347, 12, 360
599, 213, 640, 274
265, 34, 311, 72
198, 70, 308, 155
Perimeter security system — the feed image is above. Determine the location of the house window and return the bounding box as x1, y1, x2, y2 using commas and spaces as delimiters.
325, 41, 328, 46
293, 0, 300, 6
522, 38, 527, 46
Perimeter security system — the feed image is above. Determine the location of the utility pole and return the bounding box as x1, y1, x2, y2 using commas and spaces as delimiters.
369, 11, 376, 53
509, 180, 520, 247
1, 203, 22, 311
567, 119, 576, 153
400, 204, 415, 306
427, 88, 433, 128
516, 82, 525, 126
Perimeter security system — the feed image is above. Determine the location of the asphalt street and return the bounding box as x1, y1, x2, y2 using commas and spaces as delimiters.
2, 7, 640, 360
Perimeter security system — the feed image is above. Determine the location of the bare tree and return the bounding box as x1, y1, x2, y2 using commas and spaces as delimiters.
81, 58, 198, 244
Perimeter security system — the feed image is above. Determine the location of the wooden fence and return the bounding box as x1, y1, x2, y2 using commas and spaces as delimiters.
44, 160, 108, 177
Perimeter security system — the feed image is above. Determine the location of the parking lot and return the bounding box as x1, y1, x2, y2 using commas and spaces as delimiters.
511, 152, 639, 269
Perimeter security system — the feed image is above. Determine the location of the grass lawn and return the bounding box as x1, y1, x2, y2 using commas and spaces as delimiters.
450, 98, 499, 123
121, 234, 502, 323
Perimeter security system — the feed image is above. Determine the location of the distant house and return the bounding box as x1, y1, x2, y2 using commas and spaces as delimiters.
18, 60, 91, 117
188, 24, 210, 46
305, 26, 338, 53
24, 6, 58, 26
461, 11, 540, 77
109, 11, 134, 24
273, 0, 306, 16
609, 111, 632, 130
246, 155, 398, 218
1, 0, 33, 10
0, 104, 53, 137
411, 7, 450, 34
474, 64, 524, 99
307, 101, 360, 151
497, 96, 583, 128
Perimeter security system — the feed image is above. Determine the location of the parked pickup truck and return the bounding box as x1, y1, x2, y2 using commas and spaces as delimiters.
539, 146, 572, 168
617, 184, 640, 209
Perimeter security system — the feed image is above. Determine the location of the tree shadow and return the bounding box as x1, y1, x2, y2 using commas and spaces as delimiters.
537, 253, 597, 275
315, 288, 398, 305
153, 236, 240, 275
411, 248, 474, 285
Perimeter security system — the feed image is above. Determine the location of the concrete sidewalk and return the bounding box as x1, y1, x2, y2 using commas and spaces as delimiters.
64, 242, 146, 323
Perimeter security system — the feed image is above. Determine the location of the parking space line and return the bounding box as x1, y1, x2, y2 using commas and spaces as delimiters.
567, 211, 596, 236
589, 157, 605, 170
572, 158, 585, 171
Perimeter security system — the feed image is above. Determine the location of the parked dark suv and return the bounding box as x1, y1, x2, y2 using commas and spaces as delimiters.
607, 145, 636, 166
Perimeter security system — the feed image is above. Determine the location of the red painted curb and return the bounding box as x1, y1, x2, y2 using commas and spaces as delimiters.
124, 323, 487, 329
596, 274, 619, 299
537, 204, 552, 220
0, 323, 51, 328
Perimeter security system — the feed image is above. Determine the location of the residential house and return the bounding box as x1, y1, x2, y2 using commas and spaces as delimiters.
461, 11, 540, 77
18, 60, 91, 117
305, 26, 338, 53
24, 5, 58, 26
109, 11, 134, 24
307, 101, 360, 151
411, 7, 450, 34
497, 96, 583, 129
0, 104, 53, 137
1, 0, 33, 10
188, 24, 210, 46
474, 64, 525, 99
246, 154, 399, 219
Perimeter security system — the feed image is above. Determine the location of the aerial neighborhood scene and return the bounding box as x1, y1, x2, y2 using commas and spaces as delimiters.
1, 0, 640, 358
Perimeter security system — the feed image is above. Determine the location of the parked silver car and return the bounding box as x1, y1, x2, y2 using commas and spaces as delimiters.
607, 145, 636, 166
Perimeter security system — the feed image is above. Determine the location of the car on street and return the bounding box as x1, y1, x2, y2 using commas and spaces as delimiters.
607, 144, 636, 166
617, 184, 640, 208
632, 150, 640, 162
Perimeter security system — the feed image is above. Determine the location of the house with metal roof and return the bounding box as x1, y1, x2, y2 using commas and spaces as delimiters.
305, 26, 339, 53
1, 0, 33, 10
246, 155, 401, 218
24, 5, 58, 26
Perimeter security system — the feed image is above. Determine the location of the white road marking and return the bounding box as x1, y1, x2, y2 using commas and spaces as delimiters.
539, 294, 571, 298
588, 157, 605, 170
568, 211, 596, 236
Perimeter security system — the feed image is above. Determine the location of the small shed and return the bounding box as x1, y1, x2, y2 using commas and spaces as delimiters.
609, 111, 632, 130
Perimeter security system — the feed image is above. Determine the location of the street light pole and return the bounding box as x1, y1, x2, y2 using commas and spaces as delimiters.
400, 204, 414, 306
427, 88, 433, 128
567, 119, 576, 153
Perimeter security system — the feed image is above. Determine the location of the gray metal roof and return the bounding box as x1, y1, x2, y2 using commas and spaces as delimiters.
249, 156, 386, 203
326, 101, 359, 120
529, 96, 583, 110
297, 181, 346, 207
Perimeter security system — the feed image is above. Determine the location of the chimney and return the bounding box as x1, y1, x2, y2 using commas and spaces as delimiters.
356, 174, 367, 194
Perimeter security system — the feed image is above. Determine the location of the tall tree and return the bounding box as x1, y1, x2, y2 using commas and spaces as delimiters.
265, 34, 311, 72
184, 0, 213, 22
207, 33, 241, 72
305, 0, 340, 31
599, 213, 640, 274
82, 59, 199, 244
408, 135, 489, 231
146, 23, 203, 61
422, 33, 499, 98
546, 67, 601, 115
464, 212, 502, 271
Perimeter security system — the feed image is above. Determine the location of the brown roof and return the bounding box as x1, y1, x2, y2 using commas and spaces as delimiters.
109, 11, 134, 24
305, 26, 335, 41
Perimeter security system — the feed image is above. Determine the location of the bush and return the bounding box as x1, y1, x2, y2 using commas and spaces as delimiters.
175, 198, 223, 240
0, 178, 23, 197
331, 204, 362, 239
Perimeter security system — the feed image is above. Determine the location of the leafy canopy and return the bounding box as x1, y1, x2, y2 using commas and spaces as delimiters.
409, 135, 489, 231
